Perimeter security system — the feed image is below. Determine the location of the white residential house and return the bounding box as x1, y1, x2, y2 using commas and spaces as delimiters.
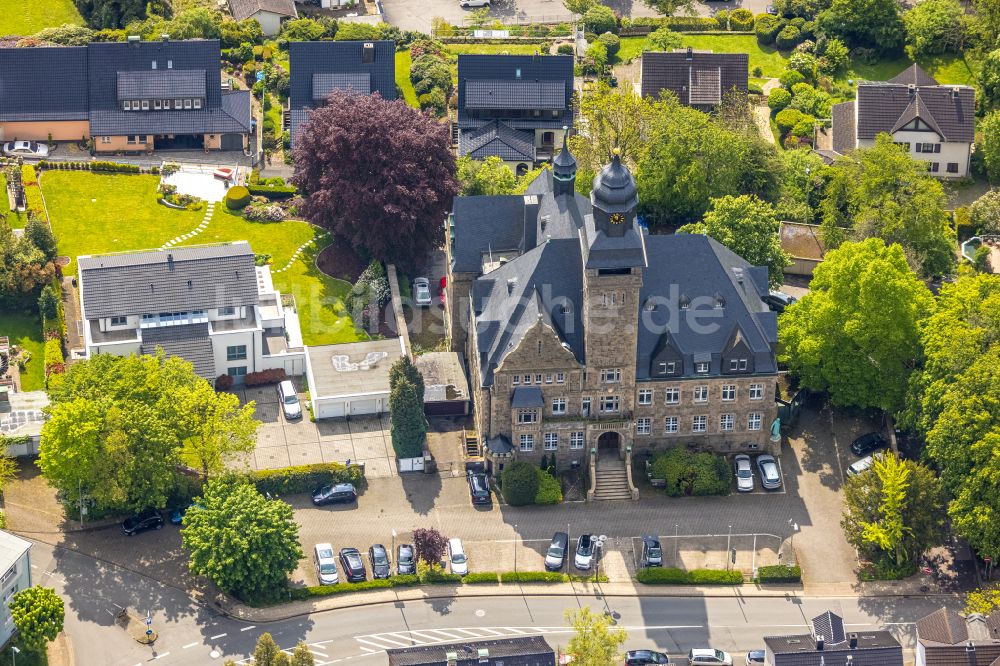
831, 64, 975, 178
78, 242, 306, 383
228, 0, 297, 36
0, 531, 31, 648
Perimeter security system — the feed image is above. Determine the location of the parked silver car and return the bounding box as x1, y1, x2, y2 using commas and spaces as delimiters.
734, 454, 755, 492
756, 454, 782, 490
2, 140, 48, 158
278, 380, 302, 420
413, 277, 432, 307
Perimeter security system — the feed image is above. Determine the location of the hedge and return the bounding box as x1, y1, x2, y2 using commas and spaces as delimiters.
755, 14, 783, 44
729, 8, 754, 31
37, 160, 146, 174
248, 461, 365, 496
624, 16, 752, 33
500, 571, 569, 583
636, 567, 743, 585
288, 574, 421, 600
463, 572, 500, 584
244, 368, 286, 386
421, 568, 464, 584
755, 564, 801, 583
43, 338, 64, 377
247, 184, 297, 200
225, 185, 251, 209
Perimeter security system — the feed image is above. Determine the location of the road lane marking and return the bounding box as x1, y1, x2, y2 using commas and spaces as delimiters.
154, 652, 170, 660
406, 630, 444, 642
358, 646, 380, 653
182, 642, 198, 649
507, 627, 528, 634
384, 632, 424, 644
357, 636, 407, 648
210, 633, 227, 640
454, 629, 484, 637
241, 625, 255, 631
423, 629, 463, 640
311, 649, 330, 658
478, 628, 504, 636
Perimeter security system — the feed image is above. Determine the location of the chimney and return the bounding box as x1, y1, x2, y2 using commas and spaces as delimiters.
362, 42, 374, 64
167, 253, 174, 264
816, 636, 825, 651
908, 83, 916, 98
686, 46, 693, 60
849, 633, 858, 649
953, 86, 960, 100
845, 657, 852, 666
445, 651, 458, 666
161, 33, 169, 42
478, 647, 490, 663
967, 641, 976, 654
507, 278, 517, 295
521, 194, 540, 251
127, 34, 140, 45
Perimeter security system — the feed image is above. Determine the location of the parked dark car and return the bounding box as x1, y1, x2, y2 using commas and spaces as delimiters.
467, 471, 492, 505
397, 544, 416, 575
850, 432, 888, 456
311, 483, 358, 506
544, 532, 568, 571
368, 544, 391, 579
626, 649, 670, 664
339, 548, 367, 582
746, 649, 766, 665
763, 290, 797, 312
122, 509, 164, 536
641, 536, 663, 568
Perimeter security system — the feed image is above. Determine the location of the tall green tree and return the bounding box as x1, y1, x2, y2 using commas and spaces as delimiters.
971, 0, 1000, 48
9, 587, 64, 654
980, 49, 1000, 109
903, 0, 967, 56
779, 239, 934, 412
979, 111, 1000, 183
0, 218, 57, 300
180, 381, 259, 480
253, 633, 282, 666
821, 134, 955, 277
817, 0, 905, 52
564, 607, 628, 665
182, 477, 302, 603
859, 454, 910, 566
775, 148, 829, 223
643, 0, 697, 14
389, 356, 425, 403
291, 642, 316, 666
389, 377, 426, 458
563, 0, 597, 13
456, 156, 517, 196
678, 195, 790, 288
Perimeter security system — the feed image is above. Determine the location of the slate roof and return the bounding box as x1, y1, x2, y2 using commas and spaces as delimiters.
79, 243, 259, 320
511, 386, 544, 408
855, 81, 975, 142
814, 610, 847, 643
117, 69, 207, 100
386, 635, 554, 665
228, 0, 297, 21
459, 120, 535, 162
831, 100, 856, 154
765, 612, 903, 666
640, 50, 748, 106
140, 323, 215, 379
451, 195, 528, 274
457, 54, 574, 128
312, 72, 371, 101
889, 63, 939, 87
0, 46, 89, 121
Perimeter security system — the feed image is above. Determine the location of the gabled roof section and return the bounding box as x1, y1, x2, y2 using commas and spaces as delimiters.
228, 0, 297, 20
465, 79, 567, 110
117, 69, 206, 100
511, 386, 545, 408
855, 82, 974, 142
640, 50, 748, 105
889, 93, 945, 137
79, 243, 259, 320
889, 63, 938, 87
450, 195, 526, 274
140, 323, 215, 379
812, 611, 847, 644
457, 54, 574, 125
289, 40, 396, 110
312, 72, 371, 101
831, 100, 856, 154
917, 608, 971, 645
459, 120, 535, 162
0, 46, 89, 122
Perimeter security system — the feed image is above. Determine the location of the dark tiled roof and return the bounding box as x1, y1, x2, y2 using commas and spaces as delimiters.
79, 243, 259, 320
387, 636, 554, 665
288, 108, 311, 149
640, 50, 748, 106
451, 195, 527, 274
221, 89, 252, 129
289, 40, 396, 110
140, 323, 215, 379
228, 0, 297, 20
486, 435, 513, 454
0, 46, 89, 121
465, 79, 567, 110
855, 83, 975, 142
312, 72, 371, 101
831, 100, 856, 154
117, 69, 206, 100
457, 54, 574, 125
89, 106, 250, 135
511, 386, 544, 408
814, 611, 847, 643
459, 120, 535, 162
917, 608, 970, 645
889, 63, 938, 87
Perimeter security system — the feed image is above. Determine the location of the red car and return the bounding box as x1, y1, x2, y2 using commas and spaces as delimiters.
439, 276, 447, 304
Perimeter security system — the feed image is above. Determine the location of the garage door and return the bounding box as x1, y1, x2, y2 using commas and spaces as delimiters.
317, 401, 345, 419
221, 133, 243, 150
349, 399, 378, 415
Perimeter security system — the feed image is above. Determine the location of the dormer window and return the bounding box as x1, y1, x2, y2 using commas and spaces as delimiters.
184, 99, 192, 109
122, 101, 130, 111
174, 99, 183, 109
141, 100, 149, 110
151, 60, 157, 70
193, 98, 202, 109
167, 59, 173, 69
110, 316, 127, 326
153, 99, 162, 110
695, 361, 709, 374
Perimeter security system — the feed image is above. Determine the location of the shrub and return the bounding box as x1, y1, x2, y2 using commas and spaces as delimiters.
729, 8, 755, 30
225, 185, 252, 209
501, 461, 541, 506
413, 528, 448, 566
755, 564, 801, 583
755, 14, 783, 43
215, 374, 235, 391
970, 190, 1000, 234
288, 575, 421, 600
768, 88, 792, 111
421, 566, 463, 584
650, 448, 730, 497
791, 116, 817, 139
597, 31, 620, 56
245, 183, 296, 199
775, 24, 801, 49
779, 68, 806, 88
243, 203, 287, 222
636, 567, 743, 584
714, 8, 729, 28
583, 5, 618, 34
535, 470, 563, 505
463, 572, 500, 584
775, 107, 806, 133
248, 462, 365, 496
500, 571, 568, 583
557, 44, 575, 55
244, 368, 287, 387
974, 244, 993, 273
43, 339, 64, 379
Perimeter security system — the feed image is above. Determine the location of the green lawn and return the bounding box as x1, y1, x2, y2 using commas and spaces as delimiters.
179, 206, 317, 269
443, 43, 548, 56
43, 171, 205, 273
0, 0, 83, 35
395, 50, 419, 108
2, 311, 45, 392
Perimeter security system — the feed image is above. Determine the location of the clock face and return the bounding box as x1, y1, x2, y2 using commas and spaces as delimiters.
610, 212, 625, 224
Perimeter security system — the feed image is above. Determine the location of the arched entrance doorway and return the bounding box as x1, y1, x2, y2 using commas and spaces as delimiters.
597, 431, 620, 457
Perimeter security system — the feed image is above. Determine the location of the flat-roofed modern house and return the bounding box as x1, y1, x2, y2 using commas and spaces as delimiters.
831, 64, 975, 177
228, 0, 297, 36
640, 48, 748, 109
0, 531, 32, 648
0, 38, 252, 154
288, 41, 396, 149
456, 54, 574, 173
78, 242, 305, 383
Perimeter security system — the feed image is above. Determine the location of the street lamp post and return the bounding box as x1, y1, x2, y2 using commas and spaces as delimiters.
11, 646, 19, 666
788, 519, 799, 564
726, 525, 732, 571
514, 524, 518, 575
391, 528, 397, 568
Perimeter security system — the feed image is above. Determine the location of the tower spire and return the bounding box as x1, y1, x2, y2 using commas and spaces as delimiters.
552, 126, 577, 196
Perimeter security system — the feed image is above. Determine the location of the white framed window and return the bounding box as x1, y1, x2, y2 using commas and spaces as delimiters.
551, 397, 567, 415
692, 415, 707, 432
193, 98, 202, 109
664, 387, 680, 404
556, 372, 565, 384
519, 434, 534, 452
729, 359, 739, 371
636, 418, 651, 435
523, 374, 531, 385
535, 374, 543, 385
517, 409, 537, 424
694, 386, 709, 403
162, 99, 170, 108
749, 383, 764, 400
658, 361, 676, 374
184, 99, 192, 109
582, 398, 591, 417
122, 101, 131, 111
695, 361, 710, 374
664, 416, 679, 433
720, 413, 735, 431
638, 389, 653, 405
544, 433, 558, 450
109, 315, 127, 326
570, 431, 584, 449
512, 375, 520, 386
599, 395, 620, 413
101, 136, 111, 144
600, 368, 621, 383
739, 359, 748, 371
141, 99, 149, 110
545, 374, 553, 384
722, 385, 736, 401
748, 413, 762, 431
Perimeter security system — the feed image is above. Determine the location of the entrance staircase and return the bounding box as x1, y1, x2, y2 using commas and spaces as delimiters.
592, 450, 633, 501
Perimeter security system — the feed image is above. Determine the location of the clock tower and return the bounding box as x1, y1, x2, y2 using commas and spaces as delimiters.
590, 151, 638, 237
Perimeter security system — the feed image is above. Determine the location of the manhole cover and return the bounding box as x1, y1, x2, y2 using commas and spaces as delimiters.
475, 609, 486, 617
210, 649, 221, 658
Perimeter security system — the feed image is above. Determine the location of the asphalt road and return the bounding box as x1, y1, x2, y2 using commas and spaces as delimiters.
34, 539, 959, 666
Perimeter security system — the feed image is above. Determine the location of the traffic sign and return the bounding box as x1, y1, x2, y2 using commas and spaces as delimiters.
255, 71, 265, 82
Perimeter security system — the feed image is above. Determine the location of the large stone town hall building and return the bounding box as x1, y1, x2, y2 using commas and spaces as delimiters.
445, 140, 779, 478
